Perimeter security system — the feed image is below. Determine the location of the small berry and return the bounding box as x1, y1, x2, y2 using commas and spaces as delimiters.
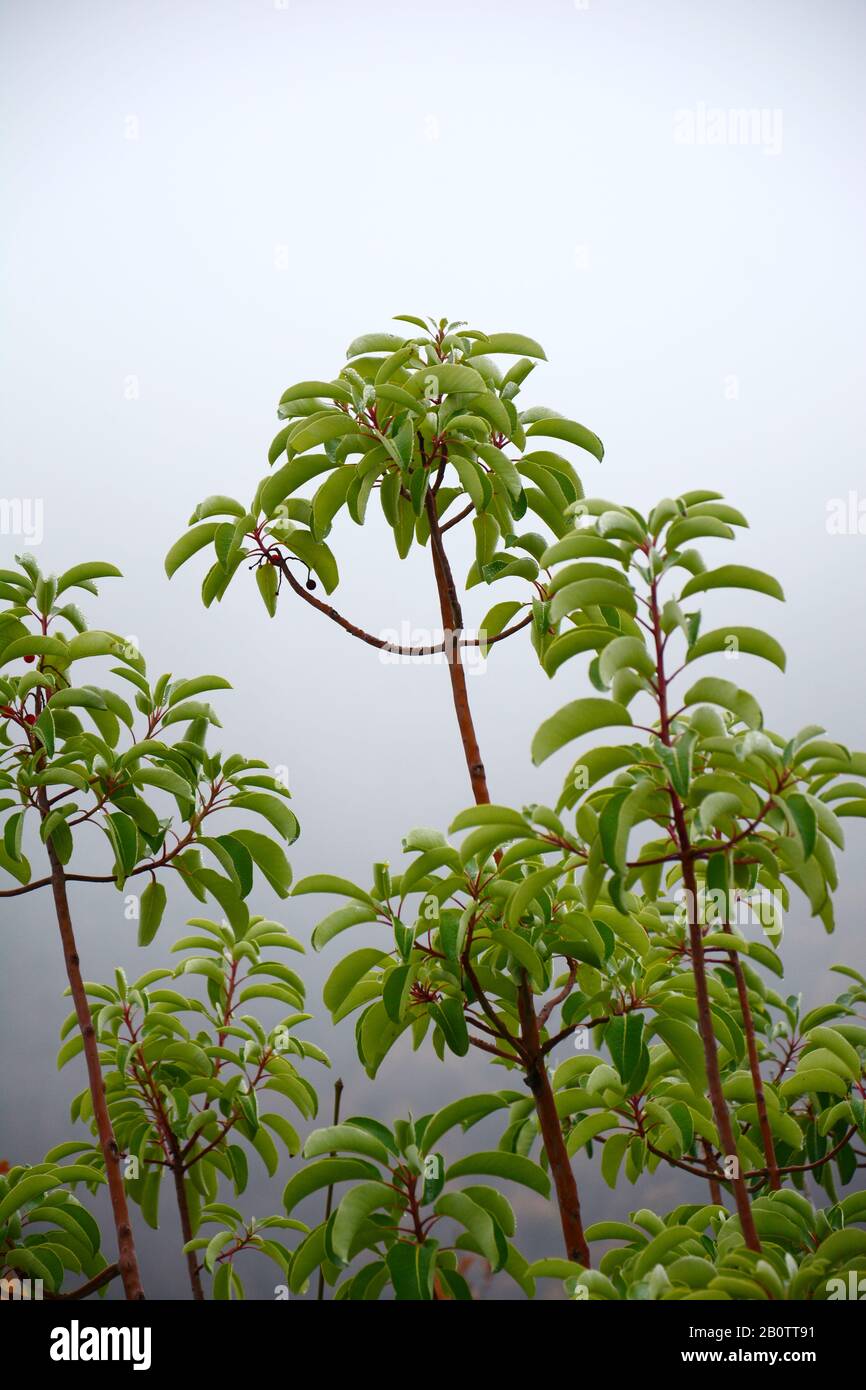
22, 654, 35, 664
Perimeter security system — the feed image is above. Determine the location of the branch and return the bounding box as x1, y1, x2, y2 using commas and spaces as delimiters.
275, 555, 530, 654
44, 1262, 120, 1300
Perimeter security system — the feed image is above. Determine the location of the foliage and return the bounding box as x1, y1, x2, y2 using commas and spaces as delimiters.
301, 814, 866, 1197
0, 1155, 109, 1296
165, 316, 603, 630
62, 916, 327, 1222
527, 490, 866, 937
55, 913, 328, 1297
284, 1110, 539, 1300
0, 551, 298, 922
529, 1190, 866, 1301
182, 1204, 307, 1300
5, 326, 866, 1302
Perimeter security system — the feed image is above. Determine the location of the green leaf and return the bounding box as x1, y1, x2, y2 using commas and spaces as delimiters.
256, 564, 279, 617
302, 1124, 391, 1166
445, 1151, 550, 1198
281, 530, 339, 594
479, 601, 523, 655
204, 1229, 234, 1273
682, 677, 762, 730
137, 880, 167, 947
784, 793, 818, 860
312, 467, 355, 540
505, 865, 563, 929
598, 636, 654, 686
260, 1113, 301, 1157
525, 417, 604, 462
229, 829, 293, 898
422, 1094, 512, 1151
385, 1240, 436, 1301
347, 332, 407, 358
680, 565, 784, 602
435, 1191, 504, 1271
532, 699, 632, 765
332, 1182, 395, 1263
421, 363, 487, 396
550, 579, 637, 625
0, 1174, 66, 1223
467, 333, 547, 359
1, 635, 69, 666
632, 1227, 697, 1277
288, 415, 359, 454
606, 1013, 646, 1089
687, 626, 786, 673
230, 792, 299, 844
525, 1258, 586, 1279
295, 874, 377, 907
429, 996, 470, 1057
653, 1019, 708, 1092
697, 792, 743, 833
566, 1112, 620, 1156
779, 1069, 848, 1101
283, 1159, 380, 1215
165, 523, 221, 578
56, 562, 123, 595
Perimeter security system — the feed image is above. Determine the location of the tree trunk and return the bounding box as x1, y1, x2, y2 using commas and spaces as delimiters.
425, 494, 590, 1264
518, 976, 591, 1265
425, 492, 492, 806
680, 854, 761, 1251
724, 929, 781, 1189
44, 839, 146, 1299
172, 1160, 205, 1300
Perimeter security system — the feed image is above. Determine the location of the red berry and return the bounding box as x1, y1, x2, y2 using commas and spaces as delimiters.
22, 654, 35, 665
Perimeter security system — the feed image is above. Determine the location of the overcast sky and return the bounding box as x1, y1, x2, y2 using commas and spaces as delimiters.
2, 0, 865, 1297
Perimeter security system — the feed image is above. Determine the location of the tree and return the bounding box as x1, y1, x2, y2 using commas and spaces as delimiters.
0, 554, 300, 1297
164, 315, 607, 1265
0, 1155, 113, 1299
525, 489, 866, 1248
283, 1107, 540, 1299
165, 315, 603, 805
527, 1188, 866, 1300
61, 915, 326, 1299
6, 325, 866, 1303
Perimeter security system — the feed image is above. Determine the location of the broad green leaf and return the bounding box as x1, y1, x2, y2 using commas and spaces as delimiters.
445, 1151, 550, 1197
282, 1158, 379, 1215
532, 699, 632, 765
166, 523, 221, 578
137, 880, 167, 947
467, 333, 546, 359
687, 626, 786, 673
56, 562, 123, 595
332, 1181, 395, 1263
680, 565, 784, 602
303, 1123, 390, 1166
422, 1094, 512, 1151
525, 417, 604, 462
